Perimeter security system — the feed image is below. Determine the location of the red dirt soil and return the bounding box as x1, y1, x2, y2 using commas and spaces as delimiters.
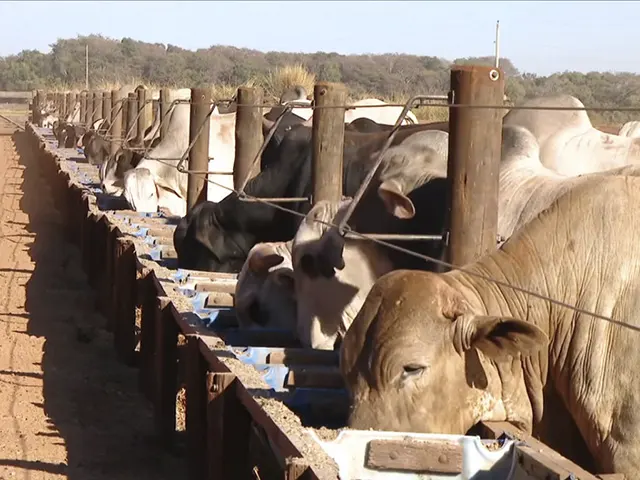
0, 132, 183, 479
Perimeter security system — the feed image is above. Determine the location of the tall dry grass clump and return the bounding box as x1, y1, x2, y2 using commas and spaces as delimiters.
210, 78, 259, 100
260, 64, 315, 102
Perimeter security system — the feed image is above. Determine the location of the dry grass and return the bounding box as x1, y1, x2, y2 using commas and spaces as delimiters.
259, 63, 316, 102
210, 78, 258, 100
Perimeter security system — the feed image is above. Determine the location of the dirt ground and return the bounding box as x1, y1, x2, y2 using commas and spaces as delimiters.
0, 131, 184, 480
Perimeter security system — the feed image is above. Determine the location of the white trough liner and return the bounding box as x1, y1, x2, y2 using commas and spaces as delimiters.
306, 429, 518, 480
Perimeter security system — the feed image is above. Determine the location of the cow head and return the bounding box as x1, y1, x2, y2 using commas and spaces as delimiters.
340, 269, 547, 434
235, 241, 297, 332
292, 199, 394, 350
122, 167, 159, 212
102, 149, 144, 195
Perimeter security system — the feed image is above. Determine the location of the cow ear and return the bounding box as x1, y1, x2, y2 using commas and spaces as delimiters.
248, 246, 285, 274
453, 314, 548, 360
378, 180, 415, 219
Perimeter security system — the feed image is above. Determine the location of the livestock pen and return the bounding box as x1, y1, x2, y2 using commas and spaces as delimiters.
20, 65, 629, 480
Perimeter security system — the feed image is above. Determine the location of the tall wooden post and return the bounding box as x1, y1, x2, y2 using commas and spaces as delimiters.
125, 92, 138, 144
93, 91, 103, 125
186, 87, 212, 212
446, 65, 505, 267
60, 93, 67, 120
110, 89, 124, 156
80, 92, 88, 125
102, 91, 112, 127
136, 87, 147, 143
159, 88, 171, 141
233, 87, 263, 190
65, 92, 73, 120
88, 92, 95, 125
311, 82, 347, 205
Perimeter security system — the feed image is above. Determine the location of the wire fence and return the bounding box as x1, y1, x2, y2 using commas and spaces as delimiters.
34, 89, 640, 335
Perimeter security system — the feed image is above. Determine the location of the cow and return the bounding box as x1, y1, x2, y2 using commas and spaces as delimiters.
503, 94, 640, 176
234, 130, 450, 338
121, 88, 237, 217
120, 86, 323, 216
241, 125, 640, 349
339, 174, 640, 477
235, 241, 297, 331
619, 120, 640, 138
173, 120, 452, 273
496, 125, 640, 243
299, 98, 419, 128
121, 85, 425, 217
289, 130, 450, 349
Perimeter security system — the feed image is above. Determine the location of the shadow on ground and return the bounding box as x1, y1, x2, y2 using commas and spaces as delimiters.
9, 131, 185, 479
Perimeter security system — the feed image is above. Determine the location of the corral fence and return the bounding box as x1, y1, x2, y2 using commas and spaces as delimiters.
24, 66, 628, 480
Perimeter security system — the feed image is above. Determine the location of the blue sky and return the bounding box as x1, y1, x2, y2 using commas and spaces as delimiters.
0, 1, 638, 76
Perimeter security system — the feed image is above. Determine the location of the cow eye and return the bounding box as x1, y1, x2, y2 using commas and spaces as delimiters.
402, 364, 426, 376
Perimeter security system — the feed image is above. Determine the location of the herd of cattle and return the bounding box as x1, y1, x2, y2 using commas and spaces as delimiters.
37, 85, 640, 476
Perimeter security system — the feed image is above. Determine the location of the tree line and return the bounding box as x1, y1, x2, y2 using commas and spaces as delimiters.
1, 34, 639, 125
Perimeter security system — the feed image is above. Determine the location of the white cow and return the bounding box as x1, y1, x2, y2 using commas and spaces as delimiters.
619, 120, 640, 138
504, 94, 640, 176
300, 98, 418, 128
121, 86, 316, 217
121, 88, 238, 217
235, 241, 297, 331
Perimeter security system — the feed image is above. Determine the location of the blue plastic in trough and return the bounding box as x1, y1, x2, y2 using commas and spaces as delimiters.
148, 246, 163, 261
132, 227, 150, 238
189, 291, 210, 310
177, 286, 196, 298
171, 269, 190, 284
233, 347, 274, 365
144, 236, 158, 246
255, 364, 289, 392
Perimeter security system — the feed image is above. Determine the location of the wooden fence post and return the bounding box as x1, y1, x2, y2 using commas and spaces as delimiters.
136, 86, 148, 144
311, 82, 347, 204
93, 91, 103, 126
110, 89, 124, 156
233, 86, 263, 190
65, 93, 73, 120
125, 92, 138, 145
159, 88, 171, 141
186, 87, 211, 212
102, 91, 111, 126
88, 91, 95, 125
80, 92, 87, 126
60, 93, 67, 120
73, 93, 80, 122
446, 65, 505, 267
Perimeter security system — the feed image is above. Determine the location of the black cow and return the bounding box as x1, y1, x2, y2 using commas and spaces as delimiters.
173, 121, 450, 273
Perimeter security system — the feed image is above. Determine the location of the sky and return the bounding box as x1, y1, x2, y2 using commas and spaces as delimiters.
0, 1, 638, 76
